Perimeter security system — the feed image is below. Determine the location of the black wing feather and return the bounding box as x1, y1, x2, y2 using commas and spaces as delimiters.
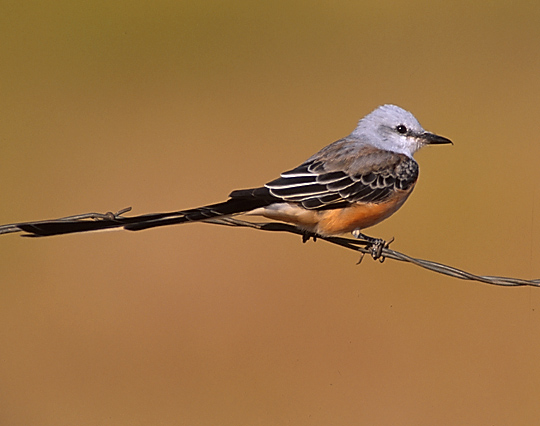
265, 153, 418, 209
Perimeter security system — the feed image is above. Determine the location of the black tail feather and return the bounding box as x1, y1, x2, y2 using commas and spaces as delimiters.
15, 188, 277, 237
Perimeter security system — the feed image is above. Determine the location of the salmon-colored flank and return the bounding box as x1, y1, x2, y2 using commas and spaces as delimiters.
259, 185, 414, 236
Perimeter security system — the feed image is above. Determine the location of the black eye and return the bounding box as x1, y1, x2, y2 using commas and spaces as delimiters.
396, 125, 408, 134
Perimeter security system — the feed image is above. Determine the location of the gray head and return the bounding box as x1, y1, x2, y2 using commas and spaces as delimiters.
351, 104, 452, 157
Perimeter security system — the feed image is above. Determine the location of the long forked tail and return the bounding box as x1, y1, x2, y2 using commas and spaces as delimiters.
8, 188, 276, 237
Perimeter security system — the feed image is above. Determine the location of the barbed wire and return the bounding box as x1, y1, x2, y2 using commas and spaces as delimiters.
203, 217, 539, 287
1, 208, 538, 287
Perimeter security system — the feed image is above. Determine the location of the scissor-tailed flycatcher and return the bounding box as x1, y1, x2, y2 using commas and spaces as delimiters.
11, 105, 451, 247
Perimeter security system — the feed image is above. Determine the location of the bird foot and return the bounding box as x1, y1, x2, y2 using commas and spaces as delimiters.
301, 231, 318, 243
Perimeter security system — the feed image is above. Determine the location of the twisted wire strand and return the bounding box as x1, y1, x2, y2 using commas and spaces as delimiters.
204, 217, 540, 287
1, 208, 538, 287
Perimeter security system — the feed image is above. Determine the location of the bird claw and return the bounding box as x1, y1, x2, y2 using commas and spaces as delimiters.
302, 231, 318, 243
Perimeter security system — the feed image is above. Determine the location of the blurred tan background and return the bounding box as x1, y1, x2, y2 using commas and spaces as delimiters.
1, 1, 540, 425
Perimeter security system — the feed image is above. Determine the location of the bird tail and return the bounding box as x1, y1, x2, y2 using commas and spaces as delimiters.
15, 189, 274, 237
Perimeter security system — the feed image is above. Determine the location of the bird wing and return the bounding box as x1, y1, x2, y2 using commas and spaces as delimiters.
263, 145, 419, 209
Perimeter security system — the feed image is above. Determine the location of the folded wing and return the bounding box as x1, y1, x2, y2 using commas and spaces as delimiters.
264, 149, 419, 209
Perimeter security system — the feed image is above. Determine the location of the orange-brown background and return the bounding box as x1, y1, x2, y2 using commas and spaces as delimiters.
1, 2, 540, 425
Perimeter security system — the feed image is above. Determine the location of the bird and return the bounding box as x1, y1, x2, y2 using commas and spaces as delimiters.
8, 104, 452, 254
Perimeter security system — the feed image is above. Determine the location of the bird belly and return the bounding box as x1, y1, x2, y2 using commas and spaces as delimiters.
314, 193, 410, 235
251, 189, 413, 236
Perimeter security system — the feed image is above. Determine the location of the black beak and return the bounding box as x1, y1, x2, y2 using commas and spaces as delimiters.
421, 132, 453, 145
